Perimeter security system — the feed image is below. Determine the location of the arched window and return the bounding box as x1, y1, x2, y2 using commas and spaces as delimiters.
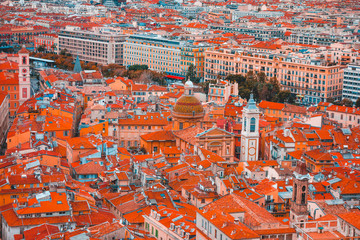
250, 117, 256, 132
301, 193, 306, 204
294, 184, 297, 201
301, 186, 306, 204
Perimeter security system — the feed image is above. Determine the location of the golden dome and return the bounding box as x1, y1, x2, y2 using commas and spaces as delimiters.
173, 95, 204, 115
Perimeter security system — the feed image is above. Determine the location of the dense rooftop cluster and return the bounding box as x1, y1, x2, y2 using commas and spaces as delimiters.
0, 0, 359, 240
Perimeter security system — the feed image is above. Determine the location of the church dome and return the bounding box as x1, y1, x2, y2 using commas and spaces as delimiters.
173, 95, 204, 115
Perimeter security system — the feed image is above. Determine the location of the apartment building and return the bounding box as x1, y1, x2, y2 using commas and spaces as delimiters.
181, 44, 214, 79
124, 34, 182, 76
208, 79, 238, 105
326, 105, 360, 128
286, 31, 357, 46
210, 25, 285, 41
34, 34, 59, 53
204, 49, 343, 104
123, 34, 213, 78
342, 65, 360, 102
58, 27, 126, 65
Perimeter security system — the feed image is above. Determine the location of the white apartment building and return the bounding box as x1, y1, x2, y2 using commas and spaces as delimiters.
342, 65, 360, 102
123, 34, 182, 75
58, 27, 127, 65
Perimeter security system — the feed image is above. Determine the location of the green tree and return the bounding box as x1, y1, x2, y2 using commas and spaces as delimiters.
226, 72, 281, 102
356, 98, 360, 108
50, 44, 57, 53
327, 97, 335, 104
186, 63, 200, 83
338, 98, 353, 107
128, 64, 148, 71
226, 74, 246, 85
37, 44, 46, 53
199, 80, 216, 94
275, 90, 296, 103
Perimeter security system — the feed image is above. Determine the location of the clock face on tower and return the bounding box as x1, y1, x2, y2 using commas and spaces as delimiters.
249, 147, 255, 156
22, 69, 27, 73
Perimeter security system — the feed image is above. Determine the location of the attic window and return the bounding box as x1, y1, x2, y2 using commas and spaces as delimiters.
57, 201, 62, 204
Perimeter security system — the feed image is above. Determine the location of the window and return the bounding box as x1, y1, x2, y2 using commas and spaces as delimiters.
201, 199, 205, 203
179, 122, 183, 130
154, 146, 158, 152
250, 117, 256, 132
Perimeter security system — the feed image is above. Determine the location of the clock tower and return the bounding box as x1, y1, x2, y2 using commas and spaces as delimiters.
240, 94, 260, 162
18, 45, 30, 106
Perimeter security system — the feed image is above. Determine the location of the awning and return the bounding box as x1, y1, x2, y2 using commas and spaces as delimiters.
166, 75, 185, 80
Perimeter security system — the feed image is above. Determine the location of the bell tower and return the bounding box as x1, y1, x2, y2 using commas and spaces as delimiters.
290, 161, 310, 226
18, 45, 30, 105
240, 94, 260, 162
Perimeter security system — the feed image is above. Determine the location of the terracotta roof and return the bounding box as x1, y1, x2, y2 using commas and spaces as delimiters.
140, 130, 175, 142
337, 212, 360, 230
259, 100, 284, 110
24, 224, 59, 240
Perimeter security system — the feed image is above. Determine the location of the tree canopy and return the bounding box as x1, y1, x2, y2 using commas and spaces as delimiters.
226, 72, 295, 103
186, 63, 201, 84
356, 98, 360, 108
128, 64, 148, 71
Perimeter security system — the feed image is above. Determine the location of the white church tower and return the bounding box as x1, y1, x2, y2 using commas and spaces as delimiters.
18, 46, 31, 106
240, 94, 260, 162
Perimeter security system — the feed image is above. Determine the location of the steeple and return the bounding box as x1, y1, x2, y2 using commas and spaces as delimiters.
18, 45, 30, 106
240, 94, 260, 162
290, 161, 310, 226
245, 94, 257, 110
73, 56, 82, 73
